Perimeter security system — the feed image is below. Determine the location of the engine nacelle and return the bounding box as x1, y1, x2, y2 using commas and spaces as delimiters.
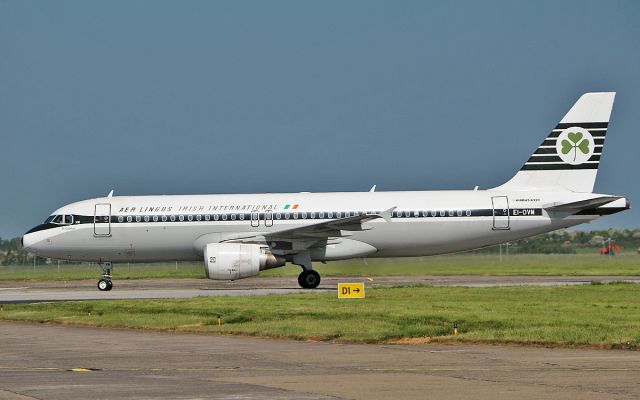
204, 243, 285, 280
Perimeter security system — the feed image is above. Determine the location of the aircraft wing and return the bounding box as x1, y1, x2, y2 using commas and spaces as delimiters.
225, 207, 395, 248
544, 196, 622, 213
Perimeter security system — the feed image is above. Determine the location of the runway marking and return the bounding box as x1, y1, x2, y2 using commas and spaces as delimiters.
0, 287, 29, 291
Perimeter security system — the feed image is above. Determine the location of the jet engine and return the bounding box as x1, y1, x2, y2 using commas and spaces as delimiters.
204, 243, 285, 280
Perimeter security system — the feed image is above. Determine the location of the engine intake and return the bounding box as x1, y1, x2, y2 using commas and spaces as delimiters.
204, 243, 285, 280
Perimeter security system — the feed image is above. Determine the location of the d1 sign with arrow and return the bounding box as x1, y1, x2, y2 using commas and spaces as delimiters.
338, 283, 365, 299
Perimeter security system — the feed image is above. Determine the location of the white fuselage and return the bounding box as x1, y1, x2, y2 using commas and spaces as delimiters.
22, 189, 627, 263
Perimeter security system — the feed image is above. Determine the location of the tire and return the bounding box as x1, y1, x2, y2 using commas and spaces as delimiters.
298, 270, 321, 289
97, 279, 110, 291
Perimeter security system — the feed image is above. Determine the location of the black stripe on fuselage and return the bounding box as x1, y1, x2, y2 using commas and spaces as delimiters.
25, 208, 548, 233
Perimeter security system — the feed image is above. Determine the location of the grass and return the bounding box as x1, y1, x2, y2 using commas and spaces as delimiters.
0, 263, 202, 281
2, 283, 639, 349
1, 253, 638, 281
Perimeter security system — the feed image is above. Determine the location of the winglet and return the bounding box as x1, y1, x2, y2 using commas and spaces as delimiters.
369, 185, 377, 193
379, 207, 396, 223
107, 190, 114, 198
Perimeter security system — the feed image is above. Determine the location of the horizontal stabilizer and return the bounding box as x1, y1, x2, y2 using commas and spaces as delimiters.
544, 196, 622, 213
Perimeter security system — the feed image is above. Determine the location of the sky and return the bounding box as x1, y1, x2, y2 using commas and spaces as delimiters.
1, 0, 639, 238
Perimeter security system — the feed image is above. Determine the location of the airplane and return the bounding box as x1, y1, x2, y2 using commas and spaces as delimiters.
22, 92, 629, 291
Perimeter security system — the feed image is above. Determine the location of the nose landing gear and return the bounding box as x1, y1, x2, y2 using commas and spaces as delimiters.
97, 262, 113, 291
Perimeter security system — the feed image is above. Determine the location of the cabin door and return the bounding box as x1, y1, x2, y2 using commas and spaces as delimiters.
491, 196, 510, 230
264, 211, 273, 227
94, 203, 112, 236
250, 212, 259, 227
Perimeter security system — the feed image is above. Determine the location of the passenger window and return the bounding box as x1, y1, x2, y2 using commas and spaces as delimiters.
214, 214, 219, 221
179, 215, 185, 222
127, 216, 133, 222
328, 212, 334, 218
310, 212, 316, 219
135, 216, 141, 222
457, 210, 462, 217
162, 215, 167, 222
170, 215, 176, 222
196, 215, 202, 221
276, 213, 281, 220
153, 215, 159, 222
144, 215, 150, 222
222, 214, 228, 221
285, 213, 290, 220
118, 216, 124, 223
319, 212, 325, 218
336, 212, 342, 218
205, 215, 210, 221
439, 211, 445, 217
231, 214, 236, 221
466, 210, 472, 216
301, 212, 307, 219
239, 214, 244, 220
293, 213, 299, 219
188, 215, 194, 221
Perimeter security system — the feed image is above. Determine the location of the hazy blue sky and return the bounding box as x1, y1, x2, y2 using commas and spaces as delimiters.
1, 1, 639, 238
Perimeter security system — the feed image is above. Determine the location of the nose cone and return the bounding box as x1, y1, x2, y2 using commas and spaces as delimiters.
22, 232, 35, 250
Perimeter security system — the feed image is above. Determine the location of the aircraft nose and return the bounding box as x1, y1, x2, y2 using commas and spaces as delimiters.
22, 233, 32, 250
22, 231, 38, 251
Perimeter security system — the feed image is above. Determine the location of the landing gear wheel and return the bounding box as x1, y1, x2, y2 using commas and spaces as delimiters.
298, 270, 321, 289
97, 261, 113, 291
97, 279, 112, 291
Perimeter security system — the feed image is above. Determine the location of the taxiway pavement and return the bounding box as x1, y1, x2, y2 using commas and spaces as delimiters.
0, 321, 638, 400
1, 275, 639, 303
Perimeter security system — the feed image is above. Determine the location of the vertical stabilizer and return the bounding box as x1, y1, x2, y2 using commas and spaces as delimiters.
494, 92, 615, 192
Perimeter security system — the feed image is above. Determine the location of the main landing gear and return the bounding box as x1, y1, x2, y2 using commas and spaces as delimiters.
97, 261, 113, 291
293, 252, 321, 289
298, 270, 321, 289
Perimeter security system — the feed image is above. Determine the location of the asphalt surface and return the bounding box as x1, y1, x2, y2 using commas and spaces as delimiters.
1, 275, 640, 303
0, 322, 638, 400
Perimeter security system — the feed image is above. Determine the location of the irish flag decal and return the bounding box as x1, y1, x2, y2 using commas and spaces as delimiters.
284, 204, 299, 210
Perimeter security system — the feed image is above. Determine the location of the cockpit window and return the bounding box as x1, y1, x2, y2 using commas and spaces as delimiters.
49, 215, 73, 225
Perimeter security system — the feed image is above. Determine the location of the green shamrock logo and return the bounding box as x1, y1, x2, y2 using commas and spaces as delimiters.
561, 132, 590, 161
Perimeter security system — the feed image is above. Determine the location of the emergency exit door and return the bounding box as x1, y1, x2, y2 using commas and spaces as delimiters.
491, 196, 510, 230
94, 203, 112, 236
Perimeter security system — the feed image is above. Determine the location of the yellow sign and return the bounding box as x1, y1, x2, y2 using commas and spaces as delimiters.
338, 283, 365, 299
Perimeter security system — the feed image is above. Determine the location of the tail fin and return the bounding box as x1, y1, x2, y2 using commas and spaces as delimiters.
495, 92, 616, 193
